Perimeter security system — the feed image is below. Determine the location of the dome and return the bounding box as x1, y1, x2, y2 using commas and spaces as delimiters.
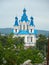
21, 8, 28, 22
14, 17, 19, 26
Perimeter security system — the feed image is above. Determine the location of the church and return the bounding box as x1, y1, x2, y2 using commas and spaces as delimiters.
13, 8, 37, 47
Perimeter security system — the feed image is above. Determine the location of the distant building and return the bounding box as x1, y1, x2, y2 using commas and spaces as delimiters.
13, 8, 37, 47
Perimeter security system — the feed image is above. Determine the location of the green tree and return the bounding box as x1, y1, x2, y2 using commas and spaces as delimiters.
0, 43, 4, 65
0, 34, 44, 65
36, 34, 48, 57
3, 48, 17, 65
16, 48, 44, 65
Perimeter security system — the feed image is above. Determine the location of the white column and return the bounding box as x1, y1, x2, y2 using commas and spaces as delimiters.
24, 35, 28, 43
33, 35, 36, 43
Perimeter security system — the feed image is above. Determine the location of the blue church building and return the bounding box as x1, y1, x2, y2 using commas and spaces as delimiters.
13, 8, 37, 47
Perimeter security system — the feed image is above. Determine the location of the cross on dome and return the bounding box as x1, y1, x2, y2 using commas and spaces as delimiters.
23, 8, 26, 13
30, 17, 33, 20
30, 16, 34, 26
15, 17, 18, 20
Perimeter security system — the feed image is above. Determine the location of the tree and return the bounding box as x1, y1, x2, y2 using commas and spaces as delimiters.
16, 48, 44, 65
3, 48, 17, 65
36, 34, 48, 57
0, 34, 44, 65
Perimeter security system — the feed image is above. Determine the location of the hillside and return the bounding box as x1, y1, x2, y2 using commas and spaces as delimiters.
0, 28, 49, 37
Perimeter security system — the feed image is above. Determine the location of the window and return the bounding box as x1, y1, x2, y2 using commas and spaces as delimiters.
27, 37, 29, 42
15, 29, 17, 32
31, 29, 32, 32
23, 25, 25, 30
27, 37, 30, 43
20, 25, 21, 30
31, 37, 32, 42
27, 25, 28, 30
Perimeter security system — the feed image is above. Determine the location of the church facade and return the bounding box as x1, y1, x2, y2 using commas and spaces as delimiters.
13, 8, 37, 47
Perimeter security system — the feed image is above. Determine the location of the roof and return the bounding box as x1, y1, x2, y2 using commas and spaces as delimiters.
14, 17, 19, 26
21, 8, 28, 22
30, 17, 34, 26
18, 30, 29, 34
34, 30, 37, 34
13, 30, 37, 35
13, 9, 37, 35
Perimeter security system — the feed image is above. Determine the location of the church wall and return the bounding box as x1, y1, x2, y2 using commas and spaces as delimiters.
14, 26, 20, 33
28, 26, 34, 33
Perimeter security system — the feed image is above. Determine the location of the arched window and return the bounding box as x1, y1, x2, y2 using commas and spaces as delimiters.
20, 25, 21, 30
31, 37, 32, 42
27, 25, 28, 30
31, 29, 32, 32
27, 36, 30, 43
27, 37, 29, 42
15, 29, 17, 32
23, 25, 25, 30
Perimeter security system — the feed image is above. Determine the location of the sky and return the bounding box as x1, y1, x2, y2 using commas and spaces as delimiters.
0, 0, 49, 31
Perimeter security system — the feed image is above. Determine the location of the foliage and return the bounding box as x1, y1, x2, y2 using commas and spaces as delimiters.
16, 48, 44, 65
36, 34, 48, 57
0, 34, 44, 65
